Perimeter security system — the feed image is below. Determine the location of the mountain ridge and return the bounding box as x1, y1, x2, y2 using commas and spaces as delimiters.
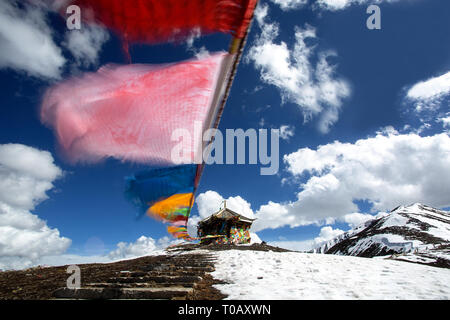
311, 203, 450, 268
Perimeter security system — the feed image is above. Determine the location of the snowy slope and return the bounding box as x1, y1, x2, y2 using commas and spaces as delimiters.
311, 203, 450, 267
211, 249, 450, 299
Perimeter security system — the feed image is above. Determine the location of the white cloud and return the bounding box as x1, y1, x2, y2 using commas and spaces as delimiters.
38, 253, 112, 267
185, 28, 210, 59
185, 28, 201, 52
25, 235, 181, 269
401, 71, 450, 134
280, 125, 295, 141
405, 71, 450, 113
439, 116, 450, 129
407, 71, 450, 101
268, 0, 415, 11
0, 1, 111, 80
316, 0, 362, 10
313, 226, 344, 243
187, 214, 202, 238
0, 144, 63, 210
63, 25, 110, 68
269, 226, 345, 252
270, 132, 450, 228
108, 236, 177, 260
0, 144, 181, 270
341, 212, 376, 228
246, 4, 350, 133
268, 239, 316, 251
196, 190, 255, 220
316, 0, 407, 11
241, 131, 450, 232
188, 191, 256, 238
270, 0, 308, 10
197, 130, 450, 234
0, 144, 70, 270
0, 0, 66, 79
254, 2, 269, 25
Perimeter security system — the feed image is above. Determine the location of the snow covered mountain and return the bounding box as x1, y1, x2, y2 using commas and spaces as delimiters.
311, 203, 450, 268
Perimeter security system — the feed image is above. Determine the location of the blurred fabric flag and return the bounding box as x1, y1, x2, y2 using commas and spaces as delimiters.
125, 164, 198, 239
70, 0, 257, 45
41, 52, 229, 165
43, 0, 257, 240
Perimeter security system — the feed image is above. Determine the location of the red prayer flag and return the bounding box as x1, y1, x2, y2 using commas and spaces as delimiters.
69, 0, 257, 44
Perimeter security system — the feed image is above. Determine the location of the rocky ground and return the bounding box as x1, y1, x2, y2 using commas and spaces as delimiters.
0, 243, 287, 300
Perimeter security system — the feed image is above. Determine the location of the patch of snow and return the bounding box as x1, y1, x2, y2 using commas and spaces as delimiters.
380, 213, 409, 229
211, 250, 450, 299
346, 234, 421, 256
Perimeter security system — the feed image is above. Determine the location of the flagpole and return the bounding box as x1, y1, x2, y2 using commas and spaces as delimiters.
180, 2, 259, 241
190, 7, 256, 206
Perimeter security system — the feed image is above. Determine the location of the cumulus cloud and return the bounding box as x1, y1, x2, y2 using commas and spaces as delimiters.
270, 0, 308, 10
270, 132, 450, 227
268, 239, 316, 251
341, 212, 377, 228
108, 236, 179, 260
0, 146, 180, 270
0, 0, 66, 79
404, 71, 450, 114
269, 226, 345, 251
187, 191, 256, 237
313, 226, 344, 243
63, 25, 109, 68
399, 71, 450, 134
196, 190, 255, 219
267, 0, 416, 11
0, 144, 70, 270
0, 144, 63, 210
406, 71, 450, 101
0, 144, 175, 270
191, 130, 450, 235
184, 28, 210, 59
0, 1, 111, 80
227, 130, 450, 233
246, 4, 350, 133
439, 115, 450, 129
30, 235, 181, 269
316, 0, 408, 11
187, 214, 202, 239
280, 125, 295, 141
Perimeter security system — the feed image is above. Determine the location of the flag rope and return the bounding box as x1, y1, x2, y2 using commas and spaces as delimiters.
194, 5, 256, 194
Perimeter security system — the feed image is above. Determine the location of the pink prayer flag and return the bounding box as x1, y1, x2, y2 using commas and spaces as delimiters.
40, 52, 230, 165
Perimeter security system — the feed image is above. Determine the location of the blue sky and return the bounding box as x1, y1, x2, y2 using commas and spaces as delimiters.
0, 0, 449, 269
